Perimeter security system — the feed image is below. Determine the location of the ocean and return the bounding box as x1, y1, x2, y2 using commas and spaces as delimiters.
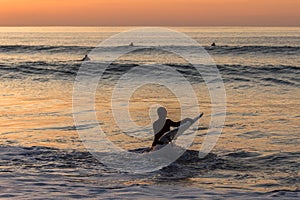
0, 27, 299, 199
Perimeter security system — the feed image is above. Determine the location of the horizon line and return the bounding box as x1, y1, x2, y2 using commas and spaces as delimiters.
0, 25, 300, 27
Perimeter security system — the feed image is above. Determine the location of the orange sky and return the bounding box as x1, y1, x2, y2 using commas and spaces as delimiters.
0, 0, 299, 26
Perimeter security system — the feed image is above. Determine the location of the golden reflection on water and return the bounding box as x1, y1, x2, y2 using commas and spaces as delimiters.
0, 80, 81, 149
0, 78, 299, 153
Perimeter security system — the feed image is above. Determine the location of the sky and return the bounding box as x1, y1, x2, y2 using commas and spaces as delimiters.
0, 0, 299, 26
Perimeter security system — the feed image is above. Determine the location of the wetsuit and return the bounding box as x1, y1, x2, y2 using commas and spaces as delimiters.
151, 119, 181, 147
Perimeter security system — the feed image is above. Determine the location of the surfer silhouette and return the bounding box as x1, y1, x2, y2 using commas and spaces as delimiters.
151, 107, 193, 150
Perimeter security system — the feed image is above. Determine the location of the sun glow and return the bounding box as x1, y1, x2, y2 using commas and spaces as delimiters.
0, 0, 299, 26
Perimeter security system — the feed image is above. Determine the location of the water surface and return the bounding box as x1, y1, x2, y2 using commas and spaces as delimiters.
0, 27, 299, 199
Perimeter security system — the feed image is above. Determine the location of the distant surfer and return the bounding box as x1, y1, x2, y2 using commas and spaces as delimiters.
151, 107, 193, 150
129, 42, 134, 46
211, 42, 216, 47
81, 54, 90, 61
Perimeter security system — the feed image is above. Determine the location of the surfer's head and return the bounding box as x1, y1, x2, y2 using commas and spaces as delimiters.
157, 107, 167, 119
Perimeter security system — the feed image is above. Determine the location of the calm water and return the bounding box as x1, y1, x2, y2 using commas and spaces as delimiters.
0, 27, 299, 199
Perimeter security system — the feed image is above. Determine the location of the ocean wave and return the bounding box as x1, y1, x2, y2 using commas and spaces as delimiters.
0, 61, 299, 87
0, 145, 298, 195
217, 64, 300, 77
0, 61, 80, 80
207, 45, 300, 55
2, 145, 299, 172
0, 45, 92, 54
1, 44, 299, 55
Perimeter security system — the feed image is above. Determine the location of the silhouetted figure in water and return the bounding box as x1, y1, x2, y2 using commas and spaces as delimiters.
81, 54, 90, 61
211, 42, 216, 47
129, 42, 134, 46
151, 107, 193, 150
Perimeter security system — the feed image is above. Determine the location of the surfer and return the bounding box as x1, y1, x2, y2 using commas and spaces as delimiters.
151, 107, 193, 150
81, 54, 90, 61
129, 42, 134, 46
211, 42, 216, 47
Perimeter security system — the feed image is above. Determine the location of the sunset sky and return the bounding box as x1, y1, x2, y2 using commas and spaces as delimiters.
1, 0, 299, 26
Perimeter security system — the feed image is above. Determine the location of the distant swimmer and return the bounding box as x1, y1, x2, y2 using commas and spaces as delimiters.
81, 54, 90, 61
129, 42, 134, 46
211, 42, 216, 47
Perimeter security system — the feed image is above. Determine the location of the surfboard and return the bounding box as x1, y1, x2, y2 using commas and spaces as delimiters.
159, 113, 203, 144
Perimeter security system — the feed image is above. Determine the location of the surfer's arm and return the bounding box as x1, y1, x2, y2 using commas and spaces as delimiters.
167, 118, 193, 127
167, 119, 181, 127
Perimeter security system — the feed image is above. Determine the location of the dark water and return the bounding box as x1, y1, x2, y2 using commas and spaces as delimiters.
1, 145, 299, 199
